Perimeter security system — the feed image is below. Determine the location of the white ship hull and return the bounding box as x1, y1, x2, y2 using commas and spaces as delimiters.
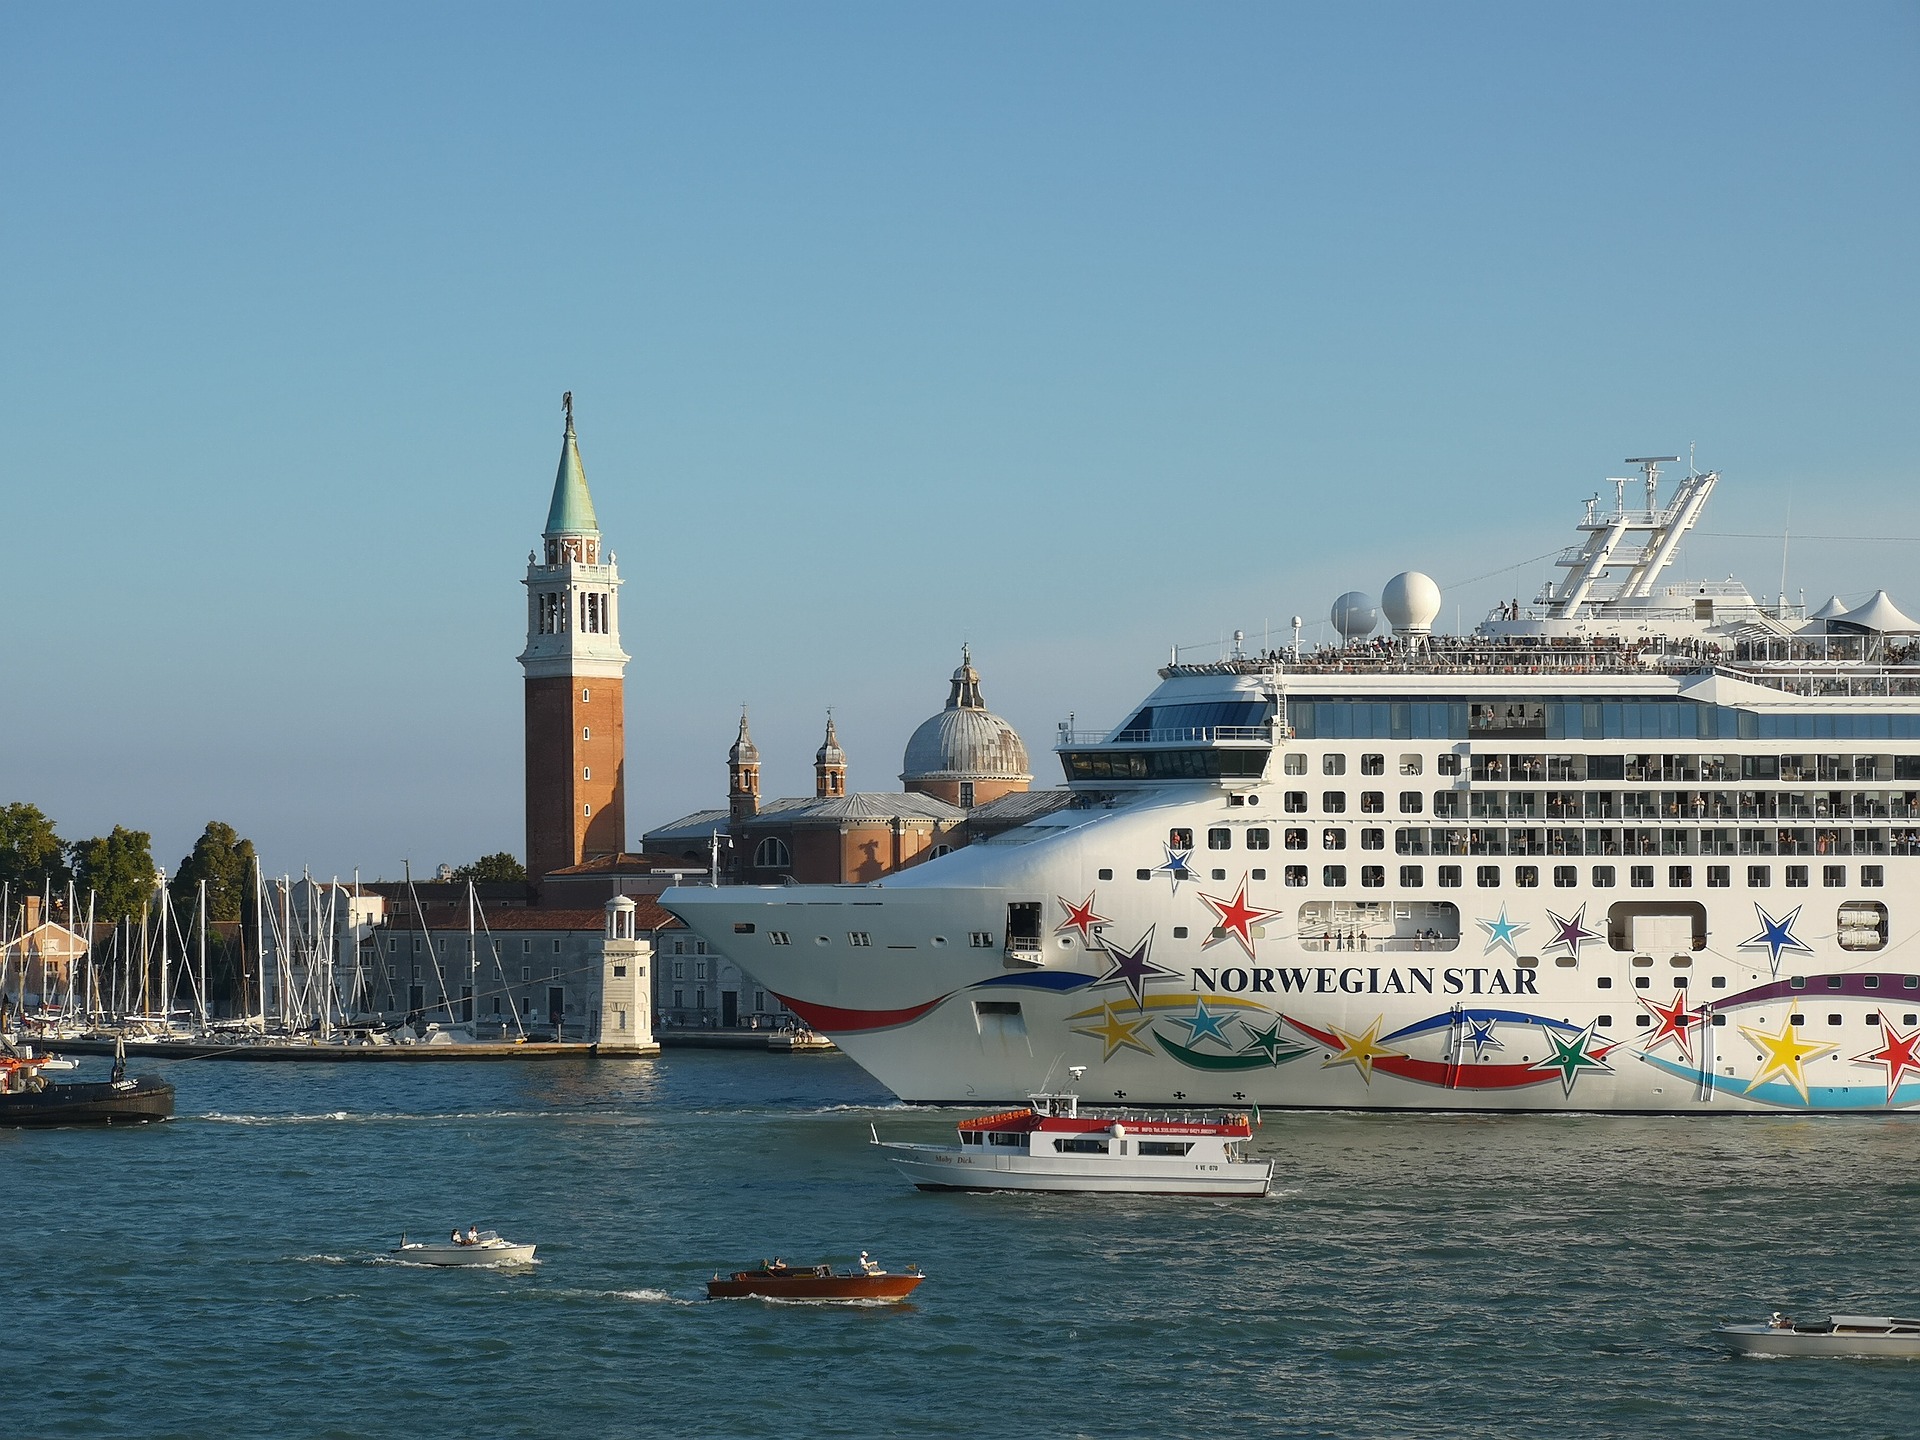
880, 1142, 1273, 1195
665, 458, 1920, 1117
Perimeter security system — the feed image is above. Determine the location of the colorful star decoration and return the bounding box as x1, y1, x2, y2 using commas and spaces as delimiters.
1196, 877, 1281, 958
1739, 903, 1815, 976
1851, 1016, 1920, 1104
1738, 1014, 1836, 1104
1476, 903, 1529, 959
1172, 999, 1233, 1048
1054, 891, 1109, 945
1464, 1015, 1503, 1058
1542, 904, 1600, 962
1638, 988, 1704, 1062
1094, 926, 1178, 1006
1319, 1016, 1406, 1084
1530, 1021, 1614, 1096
1156, 844, 1195, 894
1240, 1017, 1297, 1065
1072, 1002, 1153, 1061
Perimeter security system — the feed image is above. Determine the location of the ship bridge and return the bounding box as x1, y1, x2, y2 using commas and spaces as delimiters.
1055, 669, 1280, 784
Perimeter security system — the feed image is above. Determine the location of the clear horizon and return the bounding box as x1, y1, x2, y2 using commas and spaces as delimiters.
4, 2, 1916, 881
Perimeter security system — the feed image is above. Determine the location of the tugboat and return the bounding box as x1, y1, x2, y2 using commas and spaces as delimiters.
707, 1253, 925, 1301
0, 1038, 175, 1127
872, 1085, 1272, 1196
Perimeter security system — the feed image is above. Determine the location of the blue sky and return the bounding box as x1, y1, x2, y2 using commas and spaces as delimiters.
4, 3, 1916, 881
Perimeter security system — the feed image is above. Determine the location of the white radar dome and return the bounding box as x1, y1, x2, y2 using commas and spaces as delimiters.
1331, 591, 1378, 640
1382, 571, 1443, 635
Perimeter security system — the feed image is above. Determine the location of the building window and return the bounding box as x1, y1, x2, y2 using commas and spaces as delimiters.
581, 687, 590, 702
553, 939, 562, 953
673, 962, 685, 980
522, 939, 531, 954
584, 803, 591, 817
673, 989, 684, 1009
958, 782, 975, 807
583, 766, 591, 780
1208, 828, 1231, 850
582, 726, 590, 740
522, 967, 530, 982
754, 837, 792, 869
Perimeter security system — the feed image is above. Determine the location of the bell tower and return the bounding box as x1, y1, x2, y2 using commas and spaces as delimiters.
520, 393, 629, 882
814, 714, 847, 798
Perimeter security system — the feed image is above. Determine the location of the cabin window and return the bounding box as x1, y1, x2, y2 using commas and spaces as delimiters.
1400, 755, 1424, 776
1553, 865, 1577, 888
1437, 755, 1461, 776
849, 932, 871, 947
1251, 868, 1266, 880
1360, 828, 1384, 850
1098, 868, 1113, 880
988, 1132, 1027, 1147
1285, 792, 1307, 813
1208, 828, 1231, 850
1669, 866, 1692, 888
1823, 865, 1846, 888
1323, 865, 1347, 887
1516, 866, 1539, 888
1360, 791, 1384, 814
969, 931, 994, 947
1785, 865, 1809, 888
1360, 753, 1385, 775
1707, 866, 1729, 888
1284, 829, 1307, 849
1053, 1137, 1110, 1155
1285, 866, 1308, 886
1323, 792, 1347, 813
1137, 1141, 1194, 1157
962, 1131, 982, 1146
1400, 865, 1423, 887
1438, 865, 1462, 888
1476, 865, 1500, 887
1247, 828, 1271, 850
1862, 865, 1884, 887
1361, 865, 1385, 888
1170, 828, 1194, 849
1284, 753, 1307, 775
769, 932, 790, 945
1400, 792, 1423, 814
1748, 866, 1770, 887
1324, 755, 1346, 776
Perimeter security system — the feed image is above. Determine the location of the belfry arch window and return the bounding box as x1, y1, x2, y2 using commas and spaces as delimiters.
754, 837, 792, 870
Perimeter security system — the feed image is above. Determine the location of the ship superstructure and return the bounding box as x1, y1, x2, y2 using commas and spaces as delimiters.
665, 458, 1920, 1111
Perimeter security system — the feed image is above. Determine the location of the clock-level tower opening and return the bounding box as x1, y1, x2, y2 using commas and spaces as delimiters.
518, 393, 630, 884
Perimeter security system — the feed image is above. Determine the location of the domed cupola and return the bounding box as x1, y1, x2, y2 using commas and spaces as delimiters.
814, 714, 847, 799
900, 645, 1032, 809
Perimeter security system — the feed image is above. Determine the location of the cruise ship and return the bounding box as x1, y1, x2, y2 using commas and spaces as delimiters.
665, 457, 1920, 1111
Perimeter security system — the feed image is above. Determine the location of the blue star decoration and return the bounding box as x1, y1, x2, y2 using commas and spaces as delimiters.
1740, 903, 1814, 976
1172, 999, 1233, 1048
1155, 844, 1195, 894
1095, 926, 1178, 1006
1464, 1015, 1503, 1058
1477, 903, 1529, 958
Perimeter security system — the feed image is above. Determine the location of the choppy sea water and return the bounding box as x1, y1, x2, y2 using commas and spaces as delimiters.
8, 1049, 1920, 1439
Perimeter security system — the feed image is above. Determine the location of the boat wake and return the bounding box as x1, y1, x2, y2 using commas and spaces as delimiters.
288, 1252, 352, 1265
200, 1109, 546, 1125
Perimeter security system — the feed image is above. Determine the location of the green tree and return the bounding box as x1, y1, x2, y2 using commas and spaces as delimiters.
451, 852, 528, 884
0, 802, 71, 894
71, 826, 157, 924
170, 821, 258, 922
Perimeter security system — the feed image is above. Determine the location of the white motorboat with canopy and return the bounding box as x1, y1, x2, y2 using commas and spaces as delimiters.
390, 1230, 536, 1266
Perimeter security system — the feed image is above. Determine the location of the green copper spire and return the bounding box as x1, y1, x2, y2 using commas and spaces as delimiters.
544, 391, 600, 537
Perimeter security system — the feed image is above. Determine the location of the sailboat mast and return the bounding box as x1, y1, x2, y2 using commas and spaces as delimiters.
197, 879, 209, 1029
157, 877, 171, 1028
254, 856, 267, 1034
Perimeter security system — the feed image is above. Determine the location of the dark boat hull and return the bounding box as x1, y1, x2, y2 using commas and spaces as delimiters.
0, 1077, 175, 1127
707, 1271, 924, 1301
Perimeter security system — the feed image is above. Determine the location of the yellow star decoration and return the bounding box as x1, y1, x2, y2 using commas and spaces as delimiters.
1738, 1015, 1838, 1103
1320, 1016, 1406, 1085
1073, 1003, 1153, 1061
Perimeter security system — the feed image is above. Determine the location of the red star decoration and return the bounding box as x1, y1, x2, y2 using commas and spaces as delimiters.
1196, 877, 1282, 959
1638, 989, 1703, 1061
1054, 891, 1109, 944
1853, 1016, 1920, 1103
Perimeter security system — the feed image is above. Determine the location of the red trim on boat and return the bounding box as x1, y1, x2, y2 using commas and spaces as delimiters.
772, 991, 950, 1034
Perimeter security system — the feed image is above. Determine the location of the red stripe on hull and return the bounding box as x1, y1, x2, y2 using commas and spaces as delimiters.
773, 991, 949, 1034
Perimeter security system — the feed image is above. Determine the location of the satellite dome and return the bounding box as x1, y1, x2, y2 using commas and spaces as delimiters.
1382, 572, 1443, 635
1331, 592, 1378, 640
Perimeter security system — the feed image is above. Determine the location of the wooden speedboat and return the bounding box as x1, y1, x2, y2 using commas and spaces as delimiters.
707, 1255, 925, 1301
873, 1091, 1273, 1196
1718, 1313, 1920, 1357
390, 1230, 537, 1266
0, 1043, 174, 1127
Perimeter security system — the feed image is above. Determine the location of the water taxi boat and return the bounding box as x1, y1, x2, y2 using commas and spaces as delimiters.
873, 1090, 1273, 1195
0, 1042, 174, 1127
1719, 1313, 1920, 1357
390, 1230, 537, 1266
666, 454, 1920, 1114
707, 1255, 924, 1301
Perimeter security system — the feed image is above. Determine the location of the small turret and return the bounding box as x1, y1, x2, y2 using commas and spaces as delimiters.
729, 708, 761, 824
815, 714, 847, 799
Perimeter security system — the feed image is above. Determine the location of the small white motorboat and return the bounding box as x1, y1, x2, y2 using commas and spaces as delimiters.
872, 1090, 1273, 1196
1718, 1313, 1920, 1358
390, 1230, 537, 1267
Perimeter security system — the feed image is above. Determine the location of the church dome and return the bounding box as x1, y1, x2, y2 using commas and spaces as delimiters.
900, 646, 1032, 784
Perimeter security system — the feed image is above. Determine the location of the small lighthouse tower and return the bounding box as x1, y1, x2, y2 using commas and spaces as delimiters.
520, 393, 630, 882
593, 895, 659, 1055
